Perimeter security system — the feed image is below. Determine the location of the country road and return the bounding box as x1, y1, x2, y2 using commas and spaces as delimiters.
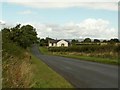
31, 45, 118, 88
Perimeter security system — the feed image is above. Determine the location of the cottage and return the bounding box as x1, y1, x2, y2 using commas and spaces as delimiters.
48, 39, 69, 47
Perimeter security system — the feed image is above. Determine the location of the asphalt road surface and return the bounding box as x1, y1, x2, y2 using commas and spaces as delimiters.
31, 45, 118, 88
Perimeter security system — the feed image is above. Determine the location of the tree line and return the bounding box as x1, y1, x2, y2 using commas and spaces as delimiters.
72, 38, 119, 43
39, 37, 120, 46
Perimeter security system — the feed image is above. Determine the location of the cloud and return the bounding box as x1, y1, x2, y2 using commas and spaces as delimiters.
21, 18, 118, 39
18, 10, 34, 15
3, 18, 117, 39
74, 18, 117, 39
0, 20, 5, 25
0, 20, 6, 29
4, 0, 118, 11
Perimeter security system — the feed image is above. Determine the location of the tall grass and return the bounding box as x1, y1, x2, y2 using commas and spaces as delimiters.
2, 41, 73, 88
2, 40, 32, 88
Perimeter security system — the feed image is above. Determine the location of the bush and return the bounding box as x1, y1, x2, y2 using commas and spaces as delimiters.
48, 44, 118, 53
48, 45, 119, 59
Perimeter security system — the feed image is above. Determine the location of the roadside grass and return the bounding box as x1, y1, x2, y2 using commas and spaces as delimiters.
30, 52, 73, 88
2, 42, 32, 88
39, 47, 118, 65
39, 46, 50, 55
59, 54, 118, 65
3, 42, 73, 88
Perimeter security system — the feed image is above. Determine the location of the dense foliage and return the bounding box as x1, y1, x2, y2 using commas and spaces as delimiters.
71, 39, 79, 45
2, 24, 37, 88
94, 39, 100, 43
48, 45, 118, 53
48, 44, 120, 59
2, 24, 37, 49
83, 38, 91, 43
39, 37, 54, 46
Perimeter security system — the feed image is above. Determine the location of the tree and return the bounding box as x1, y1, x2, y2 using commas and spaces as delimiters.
39, 37, 54, 46
18, 25, 37, 48
10, 24, 21, 43
84, 38, 91, 43
112, 38, 119, 42
2, 24, 38, 49
94, 39, 100, 43
109, 38, 119, 44
39, 38, 46, 46
2, 28, 11, 40
71, 39, 79, 45
103, 40, 107, 43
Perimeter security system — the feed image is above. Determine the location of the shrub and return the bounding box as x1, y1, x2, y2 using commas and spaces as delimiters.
48, 44, 118, 53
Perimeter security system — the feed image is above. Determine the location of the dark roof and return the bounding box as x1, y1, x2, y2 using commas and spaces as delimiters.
49, 40, 58, 43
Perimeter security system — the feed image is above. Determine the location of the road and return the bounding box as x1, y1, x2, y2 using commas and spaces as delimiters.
31, 45, 118, 88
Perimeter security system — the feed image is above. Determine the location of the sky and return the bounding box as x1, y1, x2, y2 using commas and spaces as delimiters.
0, 0, 119, 40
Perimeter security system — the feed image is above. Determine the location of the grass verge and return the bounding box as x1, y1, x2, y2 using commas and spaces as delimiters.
2, 45, 32, 88
39, 46, 50, 55
30, 52, 73, 88
3, 42, 73, 88
59, 54, 118, 65
39, 47, 118, 65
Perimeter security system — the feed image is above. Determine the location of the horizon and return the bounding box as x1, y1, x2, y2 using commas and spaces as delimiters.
39, 37, 119, 41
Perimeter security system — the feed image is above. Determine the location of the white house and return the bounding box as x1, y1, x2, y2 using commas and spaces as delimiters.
48, 39, 69, 47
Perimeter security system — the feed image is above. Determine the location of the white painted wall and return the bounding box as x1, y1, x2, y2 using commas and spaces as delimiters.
49, 43, 57, 47
48, 40, 68, 47
53, 43, 57, 47
49, 43, 52, 47
57, 40, 68, 47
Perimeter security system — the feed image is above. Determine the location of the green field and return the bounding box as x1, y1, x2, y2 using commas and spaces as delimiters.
39, 47, 118, 65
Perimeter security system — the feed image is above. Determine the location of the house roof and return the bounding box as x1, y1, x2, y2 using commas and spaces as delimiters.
49, 39, 69, 43
49, 40, 58, 43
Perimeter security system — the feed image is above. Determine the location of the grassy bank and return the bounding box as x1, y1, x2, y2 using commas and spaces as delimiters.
30, 53, 73, 88
2, 42, 32, 88
2, 42, 73, 88
39, 47, 118, 65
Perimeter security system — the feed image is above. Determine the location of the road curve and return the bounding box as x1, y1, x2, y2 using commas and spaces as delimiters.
31, 45, 118, 88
